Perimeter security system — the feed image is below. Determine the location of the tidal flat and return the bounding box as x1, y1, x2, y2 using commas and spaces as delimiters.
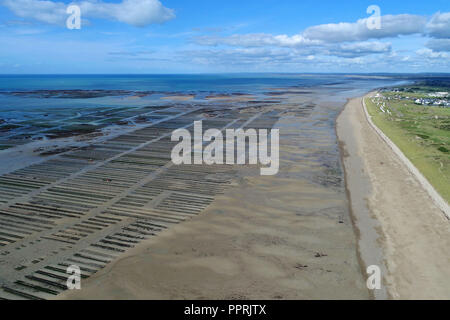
0, 74, 402, 299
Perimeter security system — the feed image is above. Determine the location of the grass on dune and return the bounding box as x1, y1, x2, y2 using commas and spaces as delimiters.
365, 96, 450, 203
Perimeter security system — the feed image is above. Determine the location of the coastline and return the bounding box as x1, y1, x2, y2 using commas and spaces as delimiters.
337, 94, 450, 299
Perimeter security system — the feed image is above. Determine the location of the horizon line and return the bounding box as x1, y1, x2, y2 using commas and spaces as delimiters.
1, 72, 450, 76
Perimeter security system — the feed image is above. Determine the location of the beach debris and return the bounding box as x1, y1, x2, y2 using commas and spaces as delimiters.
295, 263, 308, 269
314, 252, 328, 258
135, 116, 150, 123
202, 112, 217, 118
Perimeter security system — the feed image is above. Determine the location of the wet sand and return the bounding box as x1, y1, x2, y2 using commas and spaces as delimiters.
337, 95, 450, 299
0, 88, 394, 300
60, 94, 369, 300
205, 94, 256, 102
160, 95, 195, 101
0, 77, 432, 300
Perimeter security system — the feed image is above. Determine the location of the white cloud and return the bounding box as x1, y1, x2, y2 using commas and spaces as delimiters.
194, 34, 392, 58
1, 0, 175, 27
329, 41, 391, 57
79, 0, 175, 27
426, 12, 450, 38
180, 47, 307, 67
2, 0, 67, 25
176, 47, 405, 72
416, 48, 449, 59
194, 33, 321, 48
194, 35, 392, 58
426, 39, 450, 52
303, 14, 426, 42
193, 14, 425, 59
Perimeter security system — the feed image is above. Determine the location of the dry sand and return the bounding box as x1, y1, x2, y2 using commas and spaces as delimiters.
337, 95, 450, 299
61, 97, 369, 300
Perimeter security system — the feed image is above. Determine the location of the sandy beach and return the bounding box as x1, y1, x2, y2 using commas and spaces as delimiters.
337, 95, 450, 299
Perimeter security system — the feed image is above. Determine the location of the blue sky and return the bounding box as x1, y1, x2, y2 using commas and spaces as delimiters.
0, 0, 449, 73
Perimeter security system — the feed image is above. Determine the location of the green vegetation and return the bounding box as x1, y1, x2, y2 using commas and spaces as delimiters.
365, 92, 450, 203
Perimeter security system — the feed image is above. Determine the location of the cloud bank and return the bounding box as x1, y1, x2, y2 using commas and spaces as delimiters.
191, 12, 450, 64
194, 13, 432, 49
303, 14, 426, 42
1, 0, 175, 27
426, 12, 450, 39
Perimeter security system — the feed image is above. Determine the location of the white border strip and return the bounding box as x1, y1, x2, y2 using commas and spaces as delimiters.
362, 95, 450, 220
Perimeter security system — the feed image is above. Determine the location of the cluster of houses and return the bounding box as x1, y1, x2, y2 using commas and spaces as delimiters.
414, 94, 450, 107
379, 88, 449, 107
